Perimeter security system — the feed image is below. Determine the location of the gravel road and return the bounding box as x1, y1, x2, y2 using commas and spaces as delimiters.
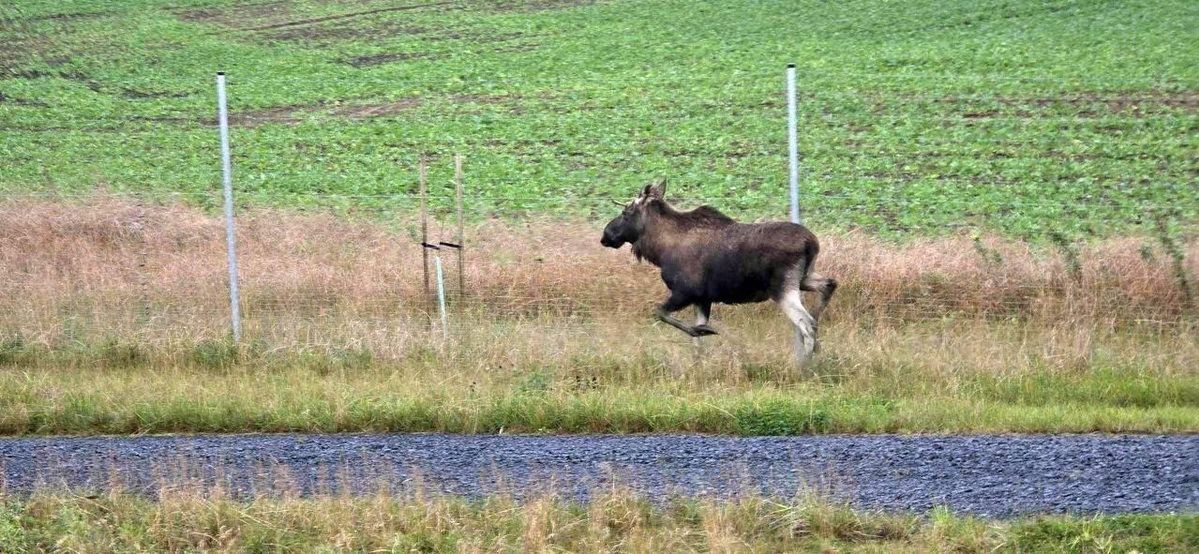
2, 433, 1195, 517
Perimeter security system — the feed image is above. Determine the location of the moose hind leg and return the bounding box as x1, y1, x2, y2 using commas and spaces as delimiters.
778, 288, 817, 361
800, 272, 838, 324
655, 293, 701, 337
693, 302, 717, 336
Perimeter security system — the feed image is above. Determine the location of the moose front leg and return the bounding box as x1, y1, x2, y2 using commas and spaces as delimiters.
655, 293, 704, 337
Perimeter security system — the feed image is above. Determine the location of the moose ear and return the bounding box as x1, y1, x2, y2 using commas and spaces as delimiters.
647, 178, 667, 200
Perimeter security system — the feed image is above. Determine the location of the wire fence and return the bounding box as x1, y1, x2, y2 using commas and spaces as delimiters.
1, 190, 1196, 360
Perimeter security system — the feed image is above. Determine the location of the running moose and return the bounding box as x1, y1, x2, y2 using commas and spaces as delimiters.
600, 179, 836, 365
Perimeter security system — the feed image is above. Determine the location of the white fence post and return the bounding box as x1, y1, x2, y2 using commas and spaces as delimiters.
216, 72, 242, 342
786, 63, 807, 368
787, 63, 801, 225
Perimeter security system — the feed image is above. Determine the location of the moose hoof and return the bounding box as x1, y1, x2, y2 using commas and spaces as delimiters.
693, 325, 718, 336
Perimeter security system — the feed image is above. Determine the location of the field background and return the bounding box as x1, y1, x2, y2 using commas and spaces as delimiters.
1, 0, 1196, 235
1, 0, 1197, 437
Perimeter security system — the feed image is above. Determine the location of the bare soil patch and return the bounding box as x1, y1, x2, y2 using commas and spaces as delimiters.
127, 90, 523, 127
0, 32, 78, 74
132, 104, 314, 127
174, 1, 295, 28
120, 88, 190, 100
263, 22, 429, 43
1032, 92, 1199, 114
329, 98, 423, 119
340, 31, 539, 66
433, 29, 531, 42
0, 92, 48, 107
451, 93, 521, 105
484, 0, 597, 13
491, 42, 541, 54
343, 50, 444, 67
20, 10, 114, 23
230, 1, 456, 33
915, 91, 1199, 119
1, 65, 107, 92
219, 104, 312, 126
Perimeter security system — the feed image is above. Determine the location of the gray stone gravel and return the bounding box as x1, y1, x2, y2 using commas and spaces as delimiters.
2, 433, 1196, 517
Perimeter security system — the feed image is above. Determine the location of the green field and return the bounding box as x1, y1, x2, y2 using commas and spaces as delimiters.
2, 0, 1197, 235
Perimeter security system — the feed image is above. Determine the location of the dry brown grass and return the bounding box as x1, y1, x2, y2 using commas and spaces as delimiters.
1, 195, 1194, 362
3, 194, 1194, 323
0, 196, 1194, 389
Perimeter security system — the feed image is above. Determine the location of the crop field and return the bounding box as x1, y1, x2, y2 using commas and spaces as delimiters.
2, 0, 1198, 550
1, 0, 1197, 234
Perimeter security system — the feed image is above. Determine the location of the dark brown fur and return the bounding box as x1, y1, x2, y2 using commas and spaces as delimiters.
601, 180, 836, 351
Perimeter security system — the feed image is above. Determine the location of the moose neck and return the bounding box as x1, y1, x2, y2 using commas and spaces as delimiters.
631, 201, 687, 267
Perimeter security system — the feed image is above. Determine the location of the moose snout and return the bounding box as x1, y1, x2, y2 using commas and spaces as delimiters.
600, 230, 625, 248
601, 217, 627, 248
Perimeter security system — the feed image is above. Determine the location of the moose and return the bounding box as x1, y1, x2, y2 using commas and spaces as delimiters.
600, 179, 836, 364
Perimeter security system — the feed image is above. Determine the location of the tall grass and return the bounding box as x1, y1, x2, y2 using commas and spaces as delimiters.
0, 485, 1193, 553
0, 196, 1195, 435
2, 195, 1194, 337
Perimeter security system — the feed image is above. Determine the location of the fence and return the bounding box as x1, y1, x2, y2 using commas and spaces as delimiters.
1, 190, 1195, 353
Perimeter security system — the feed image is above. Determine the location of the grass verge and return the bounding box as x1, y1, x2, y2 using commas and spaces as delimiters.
1, 335, 1196, 435
0, 488, 1194, 552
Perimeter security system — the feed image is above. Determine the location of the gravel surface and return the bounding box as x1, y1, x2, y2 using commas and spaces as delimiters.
2, 433, 1195, 517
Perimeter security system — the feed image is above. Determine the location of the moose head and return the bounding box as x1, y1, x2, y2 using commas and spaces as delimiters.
600, 178, 666, 248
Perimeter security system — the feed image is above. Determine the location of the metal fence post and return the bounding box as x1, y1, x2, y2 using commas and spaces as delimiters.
216, 72, 242, 342
787, 63, 801, 225
786, 63, 807, 369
